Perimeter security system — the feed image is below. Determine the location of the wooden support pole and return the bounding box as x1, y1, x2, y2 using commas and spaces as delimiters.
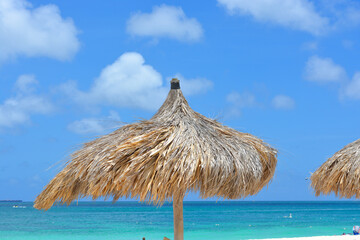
173, 194, 184, 240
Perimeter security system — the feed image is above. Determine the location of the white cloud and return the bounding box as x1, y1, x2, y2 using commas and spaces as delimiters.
0, 0, 79, 63
14, 73, 38, 93
0, 75, 53, 129
303, 53, 360, 101
217, 0, 329, 35
343, 72, 360, 100
126, 5, 203, 42
68, 111, 122, 135
304, 55, 347, 83
60, 52, 212, 111
272, 95, 295, 110
304, 56, 360, 101
218, 0, 360, 35
60, 52, 167, 111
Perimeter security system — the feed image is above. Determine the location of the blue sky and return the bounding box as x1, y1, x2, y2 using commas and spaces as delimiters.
1, 0, 360, 202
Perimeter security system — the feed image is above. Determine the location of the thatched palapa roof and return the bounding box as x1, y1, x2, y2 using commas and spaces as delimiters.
311, 139, 360, 198
34, 78, 277, 210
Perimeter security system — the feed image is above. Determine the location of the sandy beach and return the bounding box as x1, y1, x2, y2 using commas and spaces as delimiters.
256, 236, 360, 240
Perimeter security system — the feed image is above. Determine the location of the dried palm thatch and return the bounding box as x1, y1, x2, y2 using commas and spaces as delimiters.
34, 78, 277, 240
311, 139, 360, 198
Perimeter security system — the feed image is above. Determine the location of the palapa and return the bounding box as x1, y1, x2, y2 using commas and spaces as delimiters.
34, 78, 278, 240
311, 139, 360, 198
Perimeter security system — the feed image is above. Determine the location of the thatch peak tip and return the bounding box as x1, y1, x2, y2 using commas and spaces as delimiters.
171, 78, 180, 89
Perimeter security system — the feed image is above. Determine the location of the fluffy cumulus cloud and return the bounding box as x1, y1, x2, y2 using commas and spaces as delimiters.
217, 0, 329, 35
60, 52, 212, 111
126, 5, 203, 42
0, 0, 79, 63
0, 75, 53, 129
304, 56, 360, 101
60, 52, 167, 111
272, 95, 295, 110
68, 111, 122, 135
304, 55, 347, 83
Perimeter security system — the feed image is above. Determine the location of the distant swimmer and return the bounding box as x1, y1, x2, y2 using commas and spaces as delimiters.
353, 225, 360, 235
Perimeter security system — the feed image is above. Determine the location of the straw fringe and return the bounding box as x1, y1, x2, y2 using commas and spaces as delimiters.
311, 139, 360, 198
34, 88, 277, 210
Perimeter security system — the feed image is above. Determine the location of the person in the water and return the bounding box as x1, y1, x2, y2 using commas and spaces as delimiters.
353, 225, 360, 235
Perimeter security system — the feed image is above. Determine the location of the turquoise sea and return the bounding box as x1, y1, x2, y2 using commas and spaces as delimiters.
1, 201, 360, 240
